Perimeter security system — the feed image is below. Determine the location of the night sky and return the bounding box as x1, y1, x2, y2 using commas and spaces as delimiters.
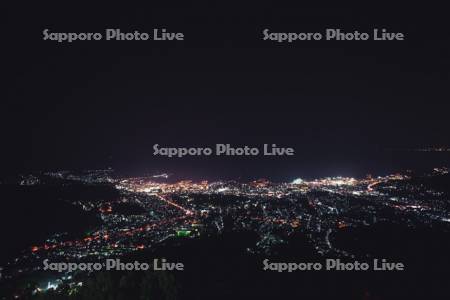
4, 3, 450, 180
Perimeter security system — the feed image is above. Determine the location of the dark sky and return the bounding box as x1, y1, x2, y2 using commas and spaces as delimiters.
4, 3, 450, 180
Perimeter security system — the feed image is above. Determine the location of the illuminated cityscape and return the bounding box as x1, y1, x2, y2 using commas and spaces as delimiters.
1, 167, 450, 298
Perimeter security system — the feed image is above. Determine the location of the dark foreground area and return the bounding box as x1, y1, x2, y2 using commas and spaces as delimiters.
9, 230, 449, 300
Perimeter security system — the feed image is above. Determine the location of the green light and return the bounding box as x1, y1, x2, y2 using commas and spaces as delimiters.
176, 230, 191, 237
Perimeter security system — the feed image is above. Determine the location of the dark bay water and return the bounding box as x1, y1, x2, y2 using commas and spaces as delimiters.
0, 184, 115, 264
